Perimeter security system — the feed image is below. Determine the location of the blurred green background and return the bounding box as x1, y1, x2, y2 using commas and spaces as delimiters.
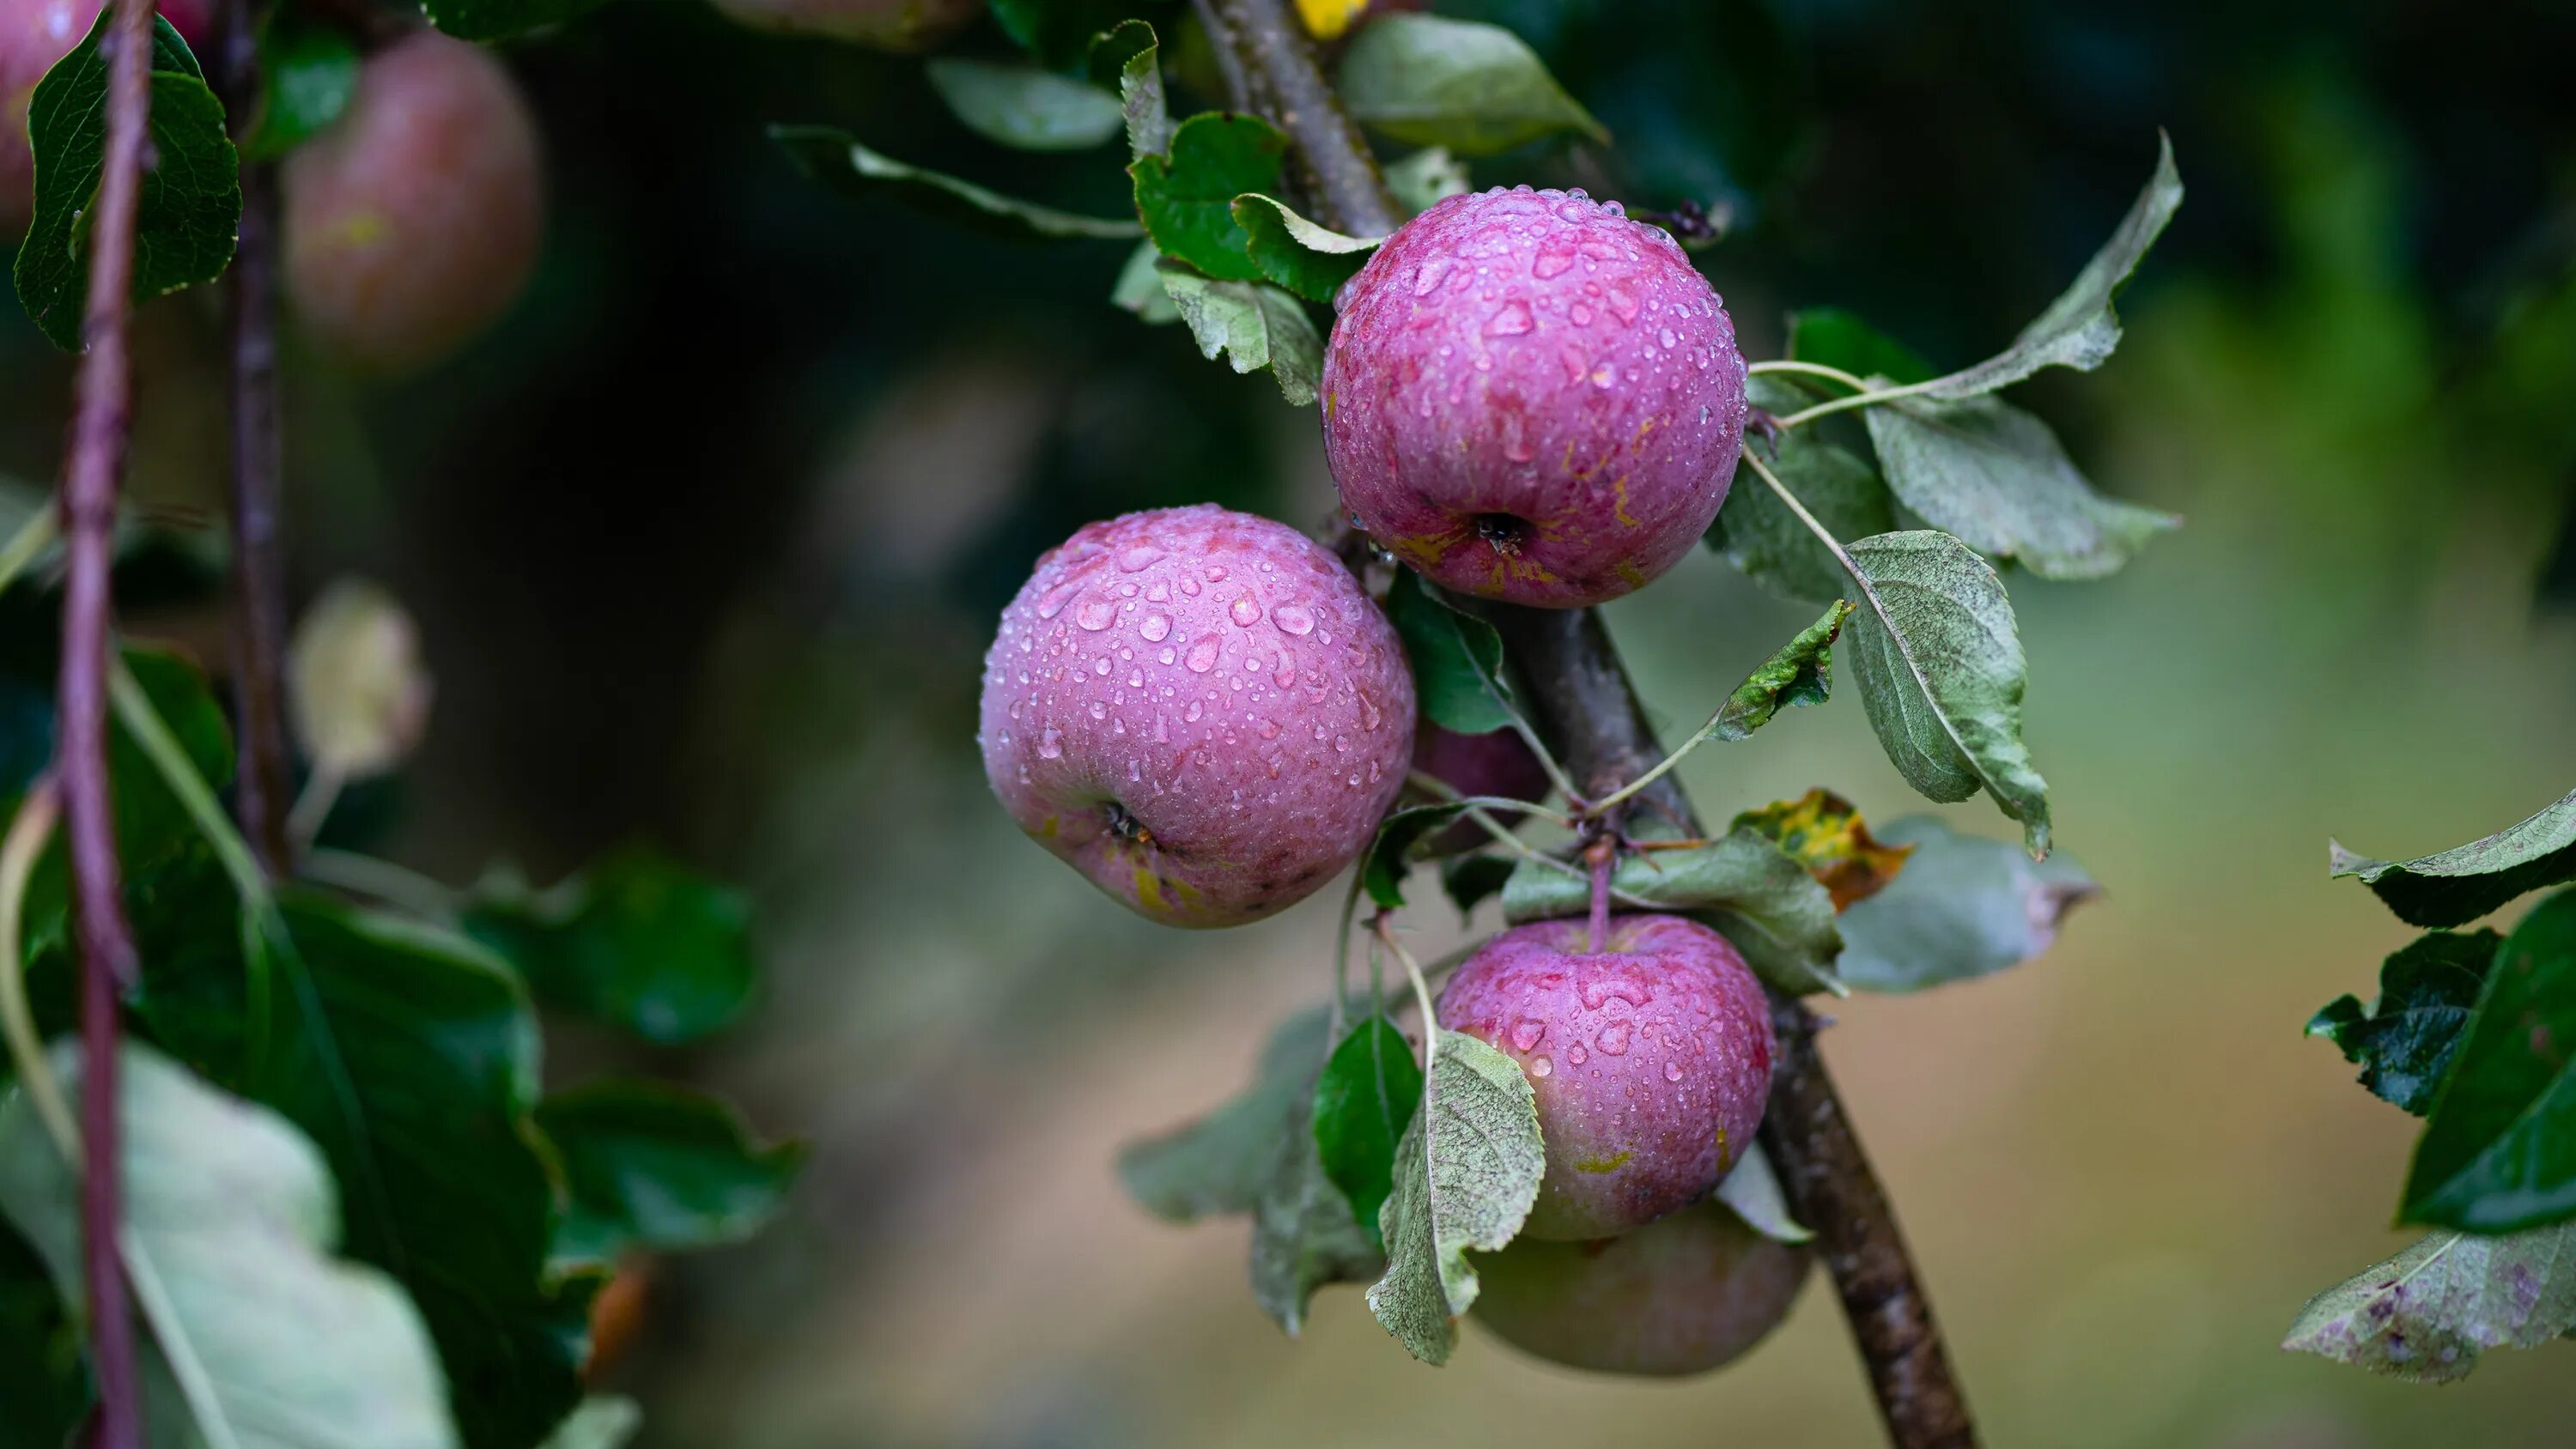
8, 0, 2576, 1443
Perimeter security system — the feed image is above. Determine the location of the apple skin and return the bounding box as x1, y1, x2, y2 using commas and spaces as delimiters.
1473, 1199, 1812, 1376
1320, 185, 1747, 609
710, 0, 982, 51
2, 0, 216, 233
980, 505, 1415, 928
1438, 913, 1773, 1239
1407, 722, 1551, 854
283, 30, 544, 373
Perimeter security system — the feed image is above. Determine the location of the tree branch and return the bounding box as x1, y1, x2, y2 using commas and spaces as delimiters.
56, 3, 161, 1446
218, 0, 295, 875
1206, 3, 1978, 1442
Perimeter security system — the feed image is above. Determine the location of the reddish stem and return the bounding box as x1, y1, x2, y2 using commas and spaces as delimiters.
216, 0, 295, 874
57, 3, 160, 1445
1584, 835, 1613, 953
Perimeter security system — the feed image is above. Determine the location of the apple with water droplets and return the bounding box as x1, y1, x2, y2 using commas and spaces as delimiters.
1474, 1198, 1810, 1375
1321, 185, 1747, 608
2, 0, 215, 233
283, 30, 545, 373
1439, 912, 1773, 1239
981, 505, 1415, 927
711, 0, 983, 51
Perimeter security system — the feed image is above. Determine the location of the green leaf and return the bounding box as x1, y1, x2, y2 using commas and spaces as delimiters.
927, 58, 1123, 153
0, 1216, 87, 1449
2401, 888, 2576, 1233
463, 847, 757, 1046
1835, 815, 2099, 992
1366, 1030, 1545, 1364
1707, 399, 1896, 605
771, 127, 1144, 242
1501, 829, 1845, 996
2330, 787, 2576, 929
244, 7, 360, 161
1788, 308, 1935, 386
1730, 788, 1914, 912
1384, 147, 1470, 216
1253, 1088, 1382, 1335
1838, 530, 2053, 857
538, 1398, 641, 1449
0, 1041, 459, 1449
1088, 19, 1170, 161
1713, 1143, 1809, 1245
1129, 112, 1288, 282
537, 1080, 804, 1270
1335, 15, 1607, 157
1311, 1018, 1424, 1252
1920, 133, 2182, 401
1118, 1004, 1334, 1223
2309, 931, 2500, 1115
1382, 568, 1513, 736
1440, 853, 1514, 917
134, 887, 596, 1449
1110, 239, 1178, 324
1231, 194, 1378, 304
1862, 394, 2178, 581
1156, 262, 1323, 406
15, 14, 241, 351
1710, 600, 1850, 743
2283, 1222, 2576, 1382
419, 0, 612, 41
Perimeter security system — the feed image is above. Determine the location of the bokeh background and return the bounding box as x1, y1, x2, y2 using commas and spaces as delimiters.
8, 0, 2576, 1443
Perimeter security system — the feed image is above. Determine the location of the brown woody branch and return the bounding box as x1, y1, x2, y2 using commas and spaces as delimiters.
1202, 3, 1977, 1443
218, 0, 295, 874
57, 3, 161, 1446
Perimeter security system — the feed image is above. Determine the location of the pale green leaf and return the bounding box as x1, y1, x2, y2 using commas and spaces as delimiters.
1862, 394, 2177, 581
0, 1043, 458, 1449
927, 58, 1123, 152
2284, 1222, 2576, 1382
1501, 828, 1844, 997
1335, 15, 1607, 157
1157, 262, 1323, 406
771, 127, 1143, 242
1837, 816, 2099, 991
1713, 1143, 1810, 1245
1366, 1031, 1545, 1364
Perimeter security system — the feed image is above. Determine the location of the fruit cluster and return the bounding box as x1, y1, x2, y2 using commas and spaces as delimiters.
981, 188, 1802, 1371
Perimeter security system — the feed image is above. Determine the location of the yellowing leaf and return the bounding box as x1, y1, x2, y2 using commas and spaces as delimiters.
1731, 789, 1912, 911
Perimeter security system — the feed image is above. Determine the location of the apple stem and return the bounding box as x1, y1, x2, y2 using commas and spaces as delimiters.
1583, 835, 1613, 953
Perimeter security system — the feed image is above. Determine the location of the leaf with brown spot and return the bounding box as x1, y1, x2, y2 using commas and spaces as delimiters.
1730, 789, 1912, 911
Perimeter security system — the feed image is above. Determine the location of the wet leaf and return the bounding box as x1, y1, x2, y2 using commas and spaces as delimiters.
1501, 829, 1844, 995
2309, 931, 2500, 1115
2330, 786, 2576, 929
1382, 569, 1512, 736
1157, 263, 1323, 405
1862, 394, 2177, 581
1366, 1030, 1544, 1364
1839, 530, 2053, 857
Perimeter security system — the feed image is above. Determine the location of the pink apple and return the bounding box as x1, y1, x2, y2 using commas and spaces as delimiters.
1474, 1199, 1811, 1375
1439, 912, 1773, 1239
283, 30, 544, 373
710, 0, 983, 51
1321, 185, 1747, 608
980, 505, 1415, 927
3, 0, 216, 234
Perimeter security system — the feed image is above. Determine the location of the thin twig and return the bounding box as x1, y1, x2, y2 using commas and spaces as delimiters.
0, 782, 70, 1155
56, 3, 161, 1443
218, 0, 295, 875
1205, 6, 1978, 1441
